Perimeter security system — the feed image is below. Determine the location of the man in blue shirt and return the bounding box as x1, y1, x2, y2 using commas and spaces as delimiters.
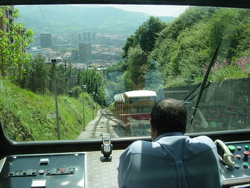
117, 98, 223, 188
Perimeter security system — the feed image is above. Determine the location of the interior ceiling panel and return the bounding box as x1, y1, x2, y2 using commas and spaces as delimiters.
0, 0, 249, 8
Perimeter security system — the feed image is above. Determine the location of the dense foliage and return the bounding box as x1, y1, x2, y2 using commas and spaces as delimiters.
107, 7, 250, 93
152, 7, 250, 87
0, 6, 34, 80
104, 17, 167, 103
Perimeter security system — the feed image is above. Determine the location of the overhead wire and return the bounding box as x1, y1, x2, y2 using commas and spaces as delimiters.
165, 6, 189, 23
38, 5, 55, 34
28, 5, 43, 32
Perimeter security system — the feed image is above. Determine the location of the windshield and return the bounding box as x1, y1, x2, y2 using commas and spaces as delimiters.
0, 4, 249, 141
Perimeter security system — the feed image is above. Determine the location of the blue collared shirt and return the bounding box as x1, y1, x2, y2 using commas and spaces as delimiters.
117, 132, 223, 188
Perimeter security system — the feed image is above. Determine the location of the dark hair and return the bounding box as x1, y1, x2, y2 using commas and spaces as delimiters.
150, 98, 187, 134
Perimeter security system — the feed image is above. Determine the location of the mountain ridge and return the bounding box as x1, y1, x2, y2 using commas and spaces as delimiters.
16, 5, 175, 35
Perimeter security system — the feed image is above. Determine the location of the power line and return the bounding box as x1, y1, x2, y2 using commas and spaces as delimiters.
165, 6, 188, 23
28, 5, 43, 32
38, 5, 55, 34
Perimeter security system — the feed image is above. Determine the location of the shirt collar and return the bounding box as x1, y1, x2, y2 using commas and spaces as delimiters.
155, 132, 184, 141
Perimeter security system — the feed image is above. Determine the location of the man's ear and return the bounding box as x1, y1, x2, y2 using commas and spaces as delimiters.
150, 119, 158, 141
150, 119, 156, 132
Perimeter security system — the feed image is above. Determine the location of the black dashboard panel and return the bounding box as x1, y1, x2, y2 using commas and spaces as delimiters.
0, 150, 124, 188
221, 141, 250, 188
221, 141, 250, 179
0, 153, 87, 188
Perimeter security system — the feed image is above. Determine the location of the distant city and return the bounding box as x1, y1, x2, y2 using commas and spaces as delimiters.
16, 5, 170, 71
27, 31, 128, 70
14, 5, 176, 71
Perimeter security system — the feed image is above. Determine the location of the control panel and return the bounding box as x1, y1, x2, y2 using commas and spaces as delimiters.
220, 140, 250, 180
0, 152, 86, 188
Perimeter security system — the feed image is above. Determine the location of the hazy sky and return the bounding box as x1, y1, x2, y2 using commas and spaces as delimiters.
102, 5, 189, 17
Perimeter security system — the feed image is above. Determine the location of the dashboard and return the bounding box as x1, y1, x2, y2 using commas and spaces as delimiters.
1, 125, 250, 188
2, 140, 250, 188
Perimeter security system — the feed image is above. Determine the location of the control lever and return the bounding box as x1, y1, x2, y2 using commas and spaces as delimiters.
100, 136, 113, 162
214, 139, 235, 165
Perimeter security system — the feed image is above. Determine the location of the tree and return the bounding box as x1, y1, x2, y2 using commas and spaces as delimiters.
22, 54, 49, 93
79, 67, 106, 105
134, 16, 166, 53
122, 35, 135, 59
106, 60, 126, 78
0, 6, 34, 80
122, 16, 166, 59
125, 45, 148, 90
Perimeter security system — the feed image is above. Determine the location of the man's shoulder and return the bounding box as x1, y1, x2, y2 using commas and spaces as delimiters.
129, 136, 215, 148
122, 140, 156, 156
187, 135, 217, 154
190, 135, 215, 146
121, 135, 216, 157
128, 140, 153, 150
157, 135, 216, 153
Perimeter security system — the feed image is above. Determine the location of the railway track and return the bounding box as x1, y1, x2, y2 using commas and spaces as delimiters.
90, 108, 128, 139
78, 108, 149, 140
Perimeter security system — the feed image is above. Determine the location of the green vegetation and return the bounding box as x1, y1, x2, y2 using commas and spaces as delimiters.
0, 51, 103, 141
151, 7, 250, 87
0, 78, 98, 141
0, 6, 33, 80
111, 17, 167, 91
107, 7, 250, 92
0, 5, 103, 141
0, 51, 105, 141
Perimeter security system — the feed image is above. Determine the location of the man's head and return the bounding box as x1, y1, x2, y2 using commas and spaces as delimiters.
150, 98, 187, 140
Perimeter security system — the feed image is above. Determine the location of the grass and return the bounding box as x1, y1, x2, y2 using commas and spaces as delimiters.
0, 78, 98, 141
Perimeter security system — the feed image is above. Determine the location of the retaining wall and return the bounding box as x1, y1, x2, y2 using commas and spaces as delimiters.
164, 77, 250, 133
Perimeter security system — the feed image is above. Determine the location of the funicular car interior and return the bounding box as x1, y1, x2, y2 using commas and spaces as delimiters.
0, 0, 250, 187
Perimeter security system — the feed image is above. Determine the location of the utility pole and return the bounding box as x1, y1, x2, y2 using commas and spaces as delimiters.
64, 59, 67, 95
82, 85, 87, 130
52, 59, 61, 140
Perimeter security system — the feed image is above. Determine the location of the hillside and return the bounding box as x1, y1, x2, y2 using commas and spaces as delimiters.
0, 78, 97, 141
15, 5, 175, 35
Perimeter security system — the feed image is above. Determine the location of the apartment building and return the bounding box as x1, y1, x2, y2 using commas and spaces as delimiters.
79, 43, 91, 63
0, 5, 14, 35
40, 33, 52, 48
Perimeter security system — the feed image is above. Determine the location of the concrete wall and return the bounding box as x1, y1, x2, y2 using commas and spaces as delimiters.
164, 77, 250, 133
